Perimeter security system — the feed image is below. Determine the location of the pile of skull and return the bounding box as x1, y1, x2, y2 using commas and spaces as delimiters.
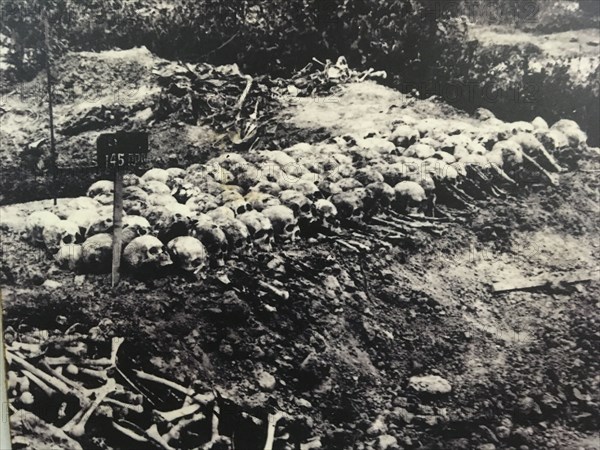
5, 321, 317, 449
24, 112, 588, 276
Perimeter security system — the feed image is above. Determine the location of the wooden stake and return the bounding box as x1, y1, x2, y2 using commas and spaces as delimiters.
492, 270, 596, 294
111, 169, 124, 288
44, 16, 57, 206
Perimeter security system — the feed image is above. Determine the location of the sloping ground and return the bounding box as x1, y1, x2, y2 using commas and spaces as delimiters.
1, 55, 600, 449
470, 25, 600, 82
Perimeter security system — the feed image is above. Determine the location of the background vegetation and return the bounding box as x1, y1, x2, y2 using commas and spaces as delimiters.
1, 0, 598, 144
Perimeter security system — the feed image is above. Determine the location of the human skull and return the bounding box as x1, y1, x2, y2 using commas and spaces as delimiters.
213, 217, 251, 255
389, 124, 419, 147
354, 167, 385, 185
123, 236, 173, 274
404, 143, 436, 159
171, 181, 202, 204
25, 211, 61, 246
279, 189, 313, 222
237, 210, 274, 252
250, 181, 281, 196
160, 203, 194, 240
87, 215, 114, 237
141, 168, 169, 184
489, 140, 524, 170
148, 193, 179, 207
510, 133, 562, 173
394, 181, 427, 215
365, 182, 395, 213
53, 244, 83, 271
191, 215, 228, 266
224, 199, 253, 216
245, 191, 281, 212
317, 180, 343, 198
186, 193, 219, 215
42, 219, 81, 254
167, 236, 208, 274
263, 205, 299, 242
206, 206, 236, 221
313, 199, 340, 232
211, 152, 249, 170
331, 190, 366, 220
551, 119, 587, 148
379, 162, 414, 186
142, 180, 171, 196
67, 210, 100, 240
67, 196, 101, 211
81, 233, 113, 273
336, 178, 364, 192
325, 163, 355, 182
87, 180, 114, 205
205, 163, 234, 184
123, 174, 144, 187
122, 215, 152, 247
123, 186, 150, 215
165, 167, 186, 188
292, 180, 323, 200
217, 190, 245, 205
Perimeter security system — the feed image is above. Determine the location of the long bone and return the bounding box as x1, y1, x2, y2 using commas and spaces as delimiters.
264, 410, 287, 450
21, 369, 56, 397
63, 378, 116, 437
6, 351, 73, 396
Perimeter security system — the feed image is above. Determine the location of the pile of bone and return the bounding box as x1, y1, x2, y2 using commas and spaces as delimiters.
5, 322, 318, 450
23, 113, 588, 275
272, 55, 388, 98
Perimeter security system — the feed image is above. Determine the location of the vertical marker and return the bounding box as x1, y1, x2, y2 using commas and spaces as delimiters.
111, 168, 124, 288
44, 16, 57, 206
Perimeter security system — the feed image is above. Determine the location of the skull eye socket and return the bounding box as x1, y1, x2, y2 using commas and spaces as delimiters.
192, 258, 204, 266
245, 204, 253, 211
236, 206, 246, 214
235, 239, 245, 248
284, 223, 296, 233
352, 208, 363, 217
63, 235, 73, 244
138, 228, 147, 236
149, 247, 160, 255
290, 204, 300, 214
255, 230, 267, 239
300, 204, 310, 213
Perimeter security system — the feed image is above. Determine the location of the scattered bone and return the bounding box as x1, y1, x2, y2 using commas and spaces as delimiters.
264, 410, 286, 450
63, 378, 116, 437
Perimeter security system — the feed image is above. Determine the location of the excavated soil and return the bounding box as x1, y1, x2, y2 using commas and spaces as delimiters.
1, 49, 600, 450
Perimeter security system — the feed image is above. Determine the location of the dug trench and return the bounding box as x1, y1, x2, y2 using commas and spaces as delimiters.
1, 57, 599, 449
1, 164, 599, 449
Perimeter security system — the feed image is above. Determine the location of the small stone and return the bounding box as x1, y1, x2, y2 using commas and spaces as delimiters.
392, 396, 409, 408
42, 280, 62, 289
496, 426, 511, 439
257, 371, 276, 391
377, 434, 398, 450
295, 398, 312, 409
477, 445, 496, 450
391, 407, 414, 424
366, 415, 387, 436
408, 375, 452, 394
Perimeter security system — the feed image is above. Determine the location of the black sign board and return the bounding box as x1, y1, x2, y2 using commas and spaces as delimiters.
97, 131, 149, 171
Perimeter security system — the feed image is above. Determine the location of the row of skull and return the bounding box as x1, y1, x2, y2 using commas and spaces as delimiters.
23, 112, 586, 275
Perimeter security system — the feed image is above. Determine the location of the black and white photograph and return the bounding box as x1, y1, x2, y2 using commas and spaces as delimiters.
0, 0, 599, 449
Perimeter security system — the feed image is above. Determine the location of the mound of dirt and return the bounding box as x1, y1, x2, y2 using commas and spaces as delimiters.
2, 48, 599, 450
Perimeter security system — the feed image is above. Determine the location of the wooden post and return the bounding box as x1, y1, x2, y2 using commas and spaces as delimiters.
44, 16, 58, 206
0, 293, 12, 448
111, 168, 124, 288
